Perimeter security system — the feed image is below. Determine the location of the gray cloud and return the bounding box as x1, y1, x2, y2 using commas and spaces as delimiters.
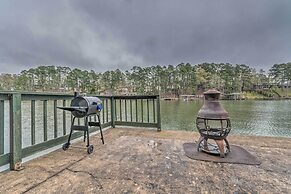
0, 0, 291, 73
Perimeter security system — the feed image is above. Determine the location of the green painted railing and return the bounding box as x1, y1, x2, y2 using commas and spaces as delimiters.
0, 92, 160, 171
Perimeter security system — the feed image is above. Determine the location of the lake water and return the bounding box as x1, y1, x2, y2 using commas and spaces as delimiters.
161, 100, 291, 137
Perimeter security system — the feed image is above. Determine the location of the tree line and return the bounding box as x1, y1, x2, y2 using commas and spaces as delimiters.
0, 63, 290, 97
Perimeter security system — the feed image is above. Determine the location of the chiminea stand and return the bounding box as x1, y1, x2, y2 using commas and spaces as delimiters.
62, 114, 104, 154
196, 118, 231, 158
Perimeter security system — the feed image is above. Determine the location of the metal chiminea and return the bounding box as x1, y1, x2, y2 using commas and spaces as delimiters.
196, 89, 231, 157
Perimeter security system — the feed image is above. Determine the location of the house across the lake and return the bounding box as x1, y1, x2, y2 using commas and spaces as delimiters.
179, 94, 201, 101
223, 93, 245, 100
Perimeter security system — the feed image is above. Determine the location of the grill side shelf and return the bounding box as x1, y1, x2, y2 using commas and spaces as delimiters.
57, 106, 87, 113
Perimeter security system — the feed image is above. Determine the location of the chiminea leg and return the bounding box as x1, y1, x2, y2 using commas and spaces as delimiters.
224, 139, 230, 153
197, 136, 204, 151
215, 139, 225, 157
203, 138, 209, 151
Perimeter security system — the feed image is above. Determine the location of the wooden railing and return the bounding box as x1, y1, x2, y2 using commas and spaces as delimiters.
112, 95, 161, 129
0, 92, 160, 171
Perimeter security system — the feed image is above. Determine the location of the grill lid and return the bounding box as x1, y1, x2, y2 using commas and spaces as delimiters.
57, 95, 102, 118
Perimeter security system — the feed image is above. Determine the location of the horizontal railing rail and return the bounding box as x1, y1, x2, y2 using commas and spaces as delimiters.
0, 92, 160, 171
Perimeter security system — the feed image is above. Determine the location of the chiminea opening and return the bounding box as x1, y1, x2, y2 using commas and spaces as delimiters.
196, 89, 231, 157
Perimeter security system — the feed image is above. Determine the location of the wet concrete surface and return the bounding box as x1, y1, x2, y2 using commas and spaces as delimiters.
0, 128, 290, 193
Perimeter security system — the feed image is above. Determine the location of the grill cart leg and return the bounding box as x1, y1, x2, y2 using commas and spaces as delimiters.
86, 129, 90, 147
63, 116, 76, 150
67, 116, 76, 143
99, 127, 104, 144
97, 115, 105, 144
84, 116, 89, 143
88, 115, 105, 144
85, 116, 94, 154
84, 116, 90, 148
86, 129, 94, 154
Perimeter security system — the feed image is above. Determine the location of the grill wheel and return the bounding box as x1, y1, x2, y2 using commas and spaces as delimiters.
87, 145, 94, 154
62, 142, 70, 151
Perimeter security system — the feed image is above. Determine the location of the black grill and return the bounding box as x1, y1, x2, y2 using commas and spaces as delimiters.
57, 93, 104, 154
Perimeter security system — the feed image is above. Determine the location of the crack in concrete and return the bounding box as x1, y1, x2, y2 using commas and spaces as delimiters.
65, 168, 154, 192
65, 168, 103, 189
21, 156, 86, 194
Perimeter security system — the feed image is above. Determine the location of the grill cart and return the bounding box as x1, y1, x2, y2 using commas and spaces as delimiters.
57, 93, 104, 154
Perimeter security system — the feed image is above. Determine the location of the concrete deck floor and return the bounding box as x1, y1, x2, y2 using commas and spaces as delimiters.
0, 128, 290, 194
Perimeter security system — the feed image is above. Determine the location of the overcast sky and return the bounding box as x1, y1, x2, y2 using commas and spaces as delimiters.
0, 0, 291, 74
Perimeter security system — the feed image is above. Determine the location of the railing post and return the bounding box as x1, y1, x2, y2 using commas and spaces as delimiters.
156, 95, 161, 131
0, 100, 4, 155
111, 96, 115, 128
9, 93, 22, 170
